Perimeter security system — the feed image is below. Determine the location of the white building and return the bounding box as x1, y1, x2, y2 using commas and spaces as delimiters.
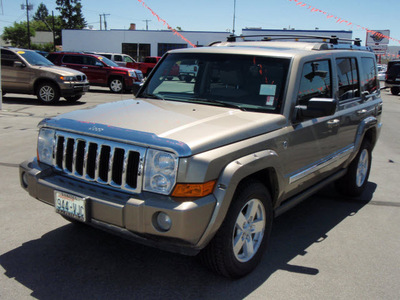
61, 27, 354, 61
62, 28, 231, 61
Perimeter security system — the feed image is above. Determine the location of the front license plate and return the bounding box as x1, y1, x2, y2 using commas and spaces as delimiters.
83, 85, 90, 92
55, 191, 87, 222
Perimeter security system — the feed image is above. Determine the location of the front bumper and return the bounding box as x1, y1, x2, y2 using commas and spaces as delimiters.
19, 159, 216, 255
59, 82, 90, 97
384, 81, 400, 88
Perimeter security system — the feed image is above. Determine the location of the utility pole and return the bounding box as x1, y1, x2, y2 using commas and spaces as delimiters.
232, 0, 236, 35
143, 19, 151, 30
99, 14, 102, 30
102, 14, 110, 30
52, 11, 55, 50
21, 0, 33, 48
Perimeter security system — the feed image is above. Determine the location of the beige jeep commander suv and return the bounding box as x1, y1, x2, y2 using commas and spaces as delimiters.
19, 36, 383, 278
1, 47, 89, 104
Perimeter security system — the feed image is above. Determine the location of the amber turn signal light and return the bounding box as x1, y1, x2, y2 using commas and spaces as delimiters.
171, 180, 216, 198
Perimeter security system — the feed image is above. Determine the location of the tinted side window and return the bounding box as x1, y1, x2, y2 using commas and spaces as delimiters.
114, 55, 123, 62
63, 55, 84, 64
361, 57, 378, 96
1, 49, 19, 67
297, 60, 332, 105
336, 58, 360, 101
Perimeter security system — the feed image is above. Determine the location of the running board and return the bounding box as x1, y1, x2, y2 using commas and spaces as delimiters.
274, 169, 347, 217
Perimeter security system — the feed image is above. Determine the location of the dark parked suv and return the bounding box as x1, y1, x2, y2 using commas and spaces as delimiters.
47, 52, 144, 93
385, 60, 400, 95
1, 47, 89, 104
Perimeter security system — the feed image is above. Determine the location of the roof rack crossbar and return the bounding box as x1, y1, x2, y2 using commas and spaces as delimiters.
226, 34, 363, 47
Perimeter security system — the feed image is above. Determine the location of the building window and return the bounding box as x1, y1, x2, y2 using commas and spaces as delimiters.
157, 43, 187, 57
122, 43, 151, 62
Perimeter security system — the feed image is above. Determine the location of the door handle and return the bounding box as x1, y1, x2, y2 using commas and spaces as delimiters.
327, 119, 340, 128
82, 66, 88, 69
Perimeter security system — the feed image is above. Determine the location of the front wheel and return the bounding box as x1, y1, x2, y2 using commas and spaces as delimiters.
336, 140, 372, 196
200, 180, 273, 279
36, 82, 60, 104
109, 77, 124, 93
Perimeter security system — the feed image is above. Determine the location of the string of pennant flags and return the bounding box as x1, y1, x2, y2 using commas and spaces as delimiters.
136, 0, 197, 48
136, 0, 399, 59
288, 0, 400, 44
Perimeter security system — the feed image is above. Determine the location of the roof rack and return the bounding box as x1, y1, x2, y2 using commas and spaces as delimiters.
226, 34, 364, 47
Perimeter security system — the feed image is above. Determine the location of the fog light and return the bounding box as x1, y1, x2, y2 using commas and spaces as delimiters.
21, 172, 29, 188
156, 212, 172, 232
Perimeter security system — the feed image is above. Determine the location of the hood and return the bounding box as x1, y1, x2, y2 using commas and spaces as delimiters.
42, 99, 286, 156
33, 65, 86, 76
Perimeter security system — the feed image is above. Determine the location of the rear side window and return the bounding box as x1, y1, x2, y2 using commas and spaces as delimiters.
63, 55, 84, 64
297, 60, 332, 105
336, 58, 360, 101
360, 57, 378, 96
114, 55, 123, 62
1, 49, 19, 67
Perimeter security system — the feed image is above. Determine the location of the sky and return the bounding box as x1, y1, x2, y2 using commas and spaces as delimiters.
1, 0, 399, 45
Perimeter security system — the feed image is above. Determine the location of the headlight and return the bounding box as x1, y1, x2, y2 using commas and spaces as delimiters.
37, 128, 55, 165
128, 71, 137, 78
143, 149, 178, 195
60, 76, 75, 81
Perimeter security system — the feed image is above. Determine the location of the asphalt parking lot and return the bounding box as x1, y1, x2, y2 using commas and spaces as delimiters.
0, 87, 399, 299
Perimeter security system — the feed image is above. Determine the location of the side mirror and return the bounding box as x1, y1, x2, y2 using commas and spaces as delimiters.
14, 61, 26, 68
296, 98, 337, 119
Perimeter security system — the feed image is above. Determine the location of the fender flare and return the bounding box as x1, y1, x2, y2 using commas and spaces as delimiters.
195, 149, 284, 249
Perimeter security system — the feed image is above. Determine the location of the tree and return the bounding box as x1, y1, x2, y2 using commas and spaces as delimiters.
3, 22, 35, 48
56, 0, 86, 29
33, 3, 49, 21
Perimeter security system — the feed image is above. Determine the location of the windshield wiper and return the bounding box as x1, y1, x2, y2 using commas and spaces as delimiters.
142, 93, 165, 100
199, 98, 247, 111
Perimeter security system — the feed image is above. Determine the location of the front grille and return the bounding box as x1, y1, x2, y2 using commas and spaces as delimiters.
53, 132, 144, 193
75, 75, 87, 82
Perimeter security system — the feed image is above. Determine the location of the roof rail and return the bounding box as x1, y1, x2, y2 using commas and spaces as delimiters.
226, 34, 364, 47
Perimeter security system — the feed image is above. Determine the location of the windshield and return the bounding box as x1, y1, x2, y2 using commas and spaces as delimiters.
142, 53, 290, 113
97, 55, 119, 67
20, 50, 54, 66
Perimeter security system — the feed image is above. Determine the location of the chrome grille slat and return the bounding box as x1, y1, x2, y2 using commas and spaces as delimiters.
54, 132, 144, 193
107, 147, 115, 185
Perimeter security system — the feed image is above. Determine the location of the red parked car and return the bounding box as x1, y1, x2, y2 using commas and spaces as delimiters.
47, 52, 144, 93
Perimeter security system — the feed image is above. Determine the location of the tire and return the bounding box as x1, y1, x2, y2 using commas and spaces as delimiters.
109, 77, 124, 93
336, 140, 372, 197
200, 180, 273, 279
390, 87, 400, 95
36, 82, 60, 104
184, 75, 193, 83
65, 95, 82, 102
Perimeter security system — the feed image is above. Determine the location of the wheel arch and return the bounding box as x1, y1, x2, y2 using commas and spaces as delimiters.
33, 78, 60, 95
195, 149, 284, 249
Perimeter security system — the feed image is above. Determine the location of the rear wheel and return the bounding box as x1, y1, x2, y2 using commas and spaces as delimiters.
390, 87, 400, 95
336, 140, 372, 196
200, 180, 273, 279
109, 77, 124, 93
37, 82, 60, 104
